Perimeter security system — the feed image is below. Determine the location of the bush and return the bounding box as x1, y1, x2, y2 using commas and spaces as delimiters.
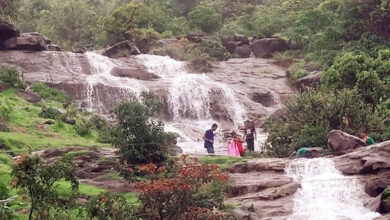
74, 116, 94, 136
87, 192, 136, 220
111, 98, 176, 164
264, 89, 381, 157
132, 156, 228, 219
39, 106, 62, 119
198, 38, 230, 61
31, 83, 68, 103
188, 6, 222, 33
0, 66, 26, 90
0, 104, 12, 131
288, 61, 310, 82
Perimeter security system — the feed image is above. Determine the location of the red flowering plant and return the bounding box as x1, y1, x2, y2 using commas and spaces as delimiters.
132, 155, 229, 219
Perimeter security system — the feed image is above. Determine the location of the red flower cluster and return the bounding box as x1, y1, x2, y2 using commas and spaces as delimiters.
134, 178, 194, 195
135, 163, 166, 175
178, 156, 228, 184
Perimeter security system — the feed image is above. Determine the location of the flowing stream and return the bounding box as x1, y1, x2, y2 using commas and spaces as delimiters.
286, 158, 381, 220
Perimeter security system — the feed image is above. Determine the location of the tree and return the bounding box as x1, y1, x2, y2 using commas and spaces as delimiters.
188, 6, 222, 33
11, 155, 78, 220
110, 92, 176, 164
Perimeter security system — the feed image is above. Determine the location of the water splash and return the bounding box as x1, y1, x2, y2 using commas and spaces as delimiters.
286, 158, 381, 220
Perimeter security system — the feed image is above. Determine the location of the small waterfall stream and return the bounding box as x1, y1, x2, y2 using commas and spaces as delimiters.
286, 158, 381, 220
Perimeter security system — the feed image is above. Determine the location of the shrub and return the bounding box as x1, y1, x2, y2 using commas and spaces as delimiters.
198, 38, 230, 61
132, 156, 228, 219
31, 83, 68, 103
87, 192, 136, 220
111, 99, 176, 164
0, 104, 12, 131
39, 106, 62, 119
74, 116, 94, 136
0, 66, 26, 90
188, 6, 222, 33
288, 61, 309, 82
12, 155, 78, 220
264, 89, 381, 157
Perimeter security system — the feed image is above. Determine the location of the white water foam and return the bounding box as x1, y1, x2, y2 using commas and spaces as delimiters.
286, 158, 381, 220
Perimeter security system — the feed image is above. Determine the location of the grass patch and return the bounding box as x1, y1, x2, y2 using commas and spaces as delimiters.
64, 150, 90, 158
199, 156, 245, 170
54, 180, 105, 197
220, 202, 237, 213
102, 171, 122, 180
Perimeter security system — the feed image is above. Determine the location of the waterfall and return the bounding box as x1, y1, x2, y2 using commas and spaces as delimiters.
286, 158, 381, 220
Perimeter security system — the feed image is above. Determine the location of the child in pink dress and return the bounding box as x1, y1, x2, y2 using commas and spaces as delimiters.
228, 131, 240, 157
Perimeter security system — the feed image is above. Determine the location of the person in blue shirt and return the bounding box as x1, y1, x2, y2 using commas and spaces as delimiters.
203, 124, 218, 154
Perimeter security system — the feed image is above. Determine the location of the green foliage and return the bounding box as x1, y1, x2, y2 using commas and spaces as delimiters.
31, 83, 68, 103
12, 155, 78, 220
39, 106, 62, 119
74, 116, 94, 136
87, 192, 136, 220
198, 38, 230, 61
0, 66, 26, 90
383, 187, 390, 199
265, 89, 381, 157
188, 6, 222, 33
111, 100, 176, 164
288, 61, 309, 81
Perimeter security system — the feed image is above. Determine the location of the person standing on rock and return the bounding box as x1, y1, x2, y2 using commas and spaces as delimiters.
204, 124, 218, 154
243, 121, 256, 152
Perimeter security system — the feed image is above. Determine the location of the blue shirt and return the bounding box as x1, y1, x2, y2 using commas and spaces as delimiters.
204, 129, 214, 148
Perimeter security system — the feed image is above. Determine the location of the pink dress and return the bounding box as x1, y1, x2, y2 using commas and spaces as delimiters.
228, 140, 240, 157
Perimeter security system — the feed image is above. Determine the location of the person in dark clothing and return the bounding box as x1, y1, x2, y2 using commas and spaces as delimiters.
203, 124, 218, 154
243, 121, 256, 152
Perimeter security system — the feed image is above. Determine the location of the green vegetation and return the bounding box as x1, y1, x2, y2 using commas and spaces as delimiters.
0, 66, 26, 90
199, 155, 244, 170
383, 187, 390, 200
32, 83, 68, 103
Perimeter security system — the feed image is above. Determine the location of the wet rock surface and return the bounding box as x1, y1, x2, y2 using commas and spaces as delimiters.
0, 21, 20, 50
335, 141, 390, 215
227, 158, 297, 220
102, 40, 140, 58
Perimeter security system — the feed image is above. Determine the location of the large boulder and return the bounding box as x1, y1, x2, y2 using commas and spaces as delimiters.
4, 32, 48, 51
186, 33, 212, 43
17, 90, 42, 103
250, 38, 289, 58
250, 91, 276, 107
365, 171, 390, 197
334, 140, 390, 175
234, 45, 252, 58
0, 21, 20, 50
296, 71, 322, 90
102, 41, 140, 58
144, 39, 178, 54
327, 130, 367, 155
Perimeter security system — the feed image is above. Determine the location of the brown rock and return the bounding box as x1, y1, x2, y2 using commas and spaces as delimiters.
223, 41, 237, 54
334, 141, 390, 175
102, 40, 140, 58
234, 45, 252, 58
328, 130, 367, 155
232, 182, 299, 202
381, 197, 390, 214
365, 171, 390, 197
72, 46, 87, 53
370, 194, 383, 212
228, 171, 293, 198
229, 158, 290, 173
296, 71, 322, 90
250, 38, 289, 58
4, 32, 48, 51
17, 90, 42, 103
234, 35, 250, 45
0, 21, 20, 50
111, 67, 159, 81
47, 44, 61, 51
250, 91, 276, 107
144, 39, 178, 54
187, 33, 212, 43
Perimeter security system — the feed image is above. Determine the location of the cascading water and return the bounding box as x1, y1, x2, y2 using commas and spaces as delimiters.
84, 52, 147, 112
137, 54, 247, 154
286, 158, 381, 220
